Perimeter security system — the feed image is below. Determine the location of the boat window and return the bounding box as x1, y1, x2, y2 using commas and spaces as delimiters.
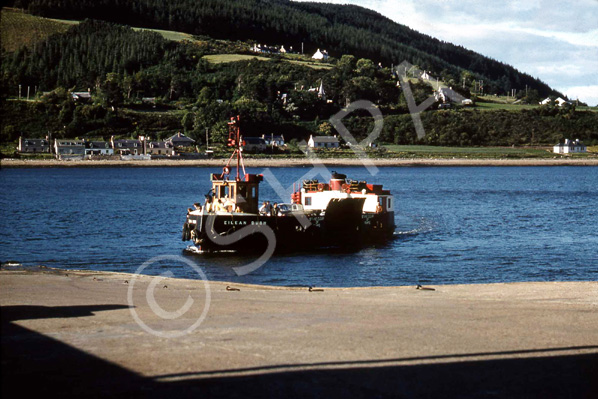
387, 198, 391, 208
305, 196, 312, 206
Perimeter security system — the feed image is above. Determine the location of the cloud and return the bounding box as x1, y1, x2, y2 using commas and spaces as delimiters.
563, 85, 598, 106
293, 0, 598, 105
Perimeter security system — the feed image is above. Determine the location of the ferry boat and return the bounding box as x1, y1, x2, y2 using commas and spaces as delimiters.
182, 116, 395, 252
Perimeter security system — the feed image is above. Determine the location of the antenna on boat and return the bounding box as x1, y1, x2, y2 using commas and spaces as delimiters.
225, 115, 246, 181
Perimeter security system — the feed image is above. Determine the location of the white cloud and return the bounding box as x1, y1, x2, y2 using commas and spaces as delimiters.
563, 85, 598, 107
293, 0, 598, 105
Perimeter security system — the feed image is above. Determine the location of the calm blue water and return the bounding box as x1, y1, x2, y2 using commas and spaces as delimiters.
1, 166, 597, 287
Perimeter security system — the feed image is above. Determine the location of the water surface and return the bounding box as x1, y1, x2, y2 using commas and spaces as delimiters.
1, 166, 596, 286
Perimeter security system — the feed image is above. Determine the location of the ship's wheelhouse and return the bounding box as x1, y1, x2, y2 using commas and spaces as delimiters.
210, 173, 263, 214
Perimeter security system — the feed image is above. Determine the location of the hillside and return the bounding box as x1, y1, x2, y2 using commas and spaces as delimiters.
0, 8, 70, 52
8, 0, 558, 97
3, 3, 596, 151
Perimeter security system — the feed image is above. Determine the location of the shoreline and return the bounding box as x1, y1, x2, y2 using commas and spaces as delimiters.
2, 157, 598, 168
1, 265, 596, 290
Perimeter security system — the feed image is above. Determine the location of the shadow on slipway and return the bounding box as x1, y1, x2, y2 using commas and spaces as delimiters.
2, 304, 597, 398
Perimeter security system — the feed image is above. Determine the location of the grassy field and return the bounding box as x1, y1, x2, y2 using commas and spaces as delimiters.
204, 53, 333, 69
1, 8, 71, 51
131, 27, 201, 43
1, 7, 204, 49
383, 145, 561, 159
474, 102, 539, 111
204, 54, 270, 63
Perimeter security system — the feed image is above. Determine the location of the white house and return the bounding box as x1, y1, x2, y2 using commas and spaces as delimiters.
553, 139, 587, 154
555, 97, 570, 107
54, 139, 85, 159
312, 49, 329, 60
308, 135, 339, 149
71, 91, 92, 103
85, 141, 113, 156
435, 87, 468, 104
540, 97, 572, 107
318, 81, 326, 100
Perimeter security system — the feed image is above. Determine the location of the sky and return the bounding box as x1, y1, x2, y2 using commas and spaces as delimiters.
294, 0, 598, 105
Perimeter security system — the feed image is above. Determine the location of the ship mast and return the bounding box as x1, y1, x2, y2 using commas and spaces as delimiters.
224, 115, 246, 181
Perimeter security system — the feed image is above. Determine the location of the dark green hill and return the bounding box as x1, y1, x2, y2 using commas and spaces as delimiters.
9, 0, 558, 97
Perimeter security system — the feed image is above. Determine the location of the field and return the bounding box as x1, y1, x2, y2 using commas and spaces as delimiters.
1, 7, 205, 50
203, 54, 270, 64
131, 27, 200, 43
474, 102, 540, 111
1, 8, 70, 52
204, 53, 333, 69
383, 145, 559, 159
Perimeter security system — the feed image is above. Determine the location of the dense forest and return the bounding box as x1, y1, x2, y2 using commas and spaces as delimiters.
8, 0, 558, 97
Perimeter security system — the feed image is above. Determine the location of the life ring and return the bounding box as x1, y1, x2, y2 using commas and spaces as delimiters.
223, 166, 231, 175
345, 187, 351, 194
317, 183, 324, 192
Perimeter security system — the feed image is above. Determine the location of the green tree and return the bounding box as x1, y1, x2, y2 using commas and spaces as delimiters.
100, 73, 124, 110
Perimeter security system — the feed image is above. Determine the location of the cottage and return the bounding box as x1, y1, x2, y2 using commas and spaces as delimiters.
85, 141, 113, 156
318, 81, 326, 100
553, 139, 587, 154
147, 141, 175, 156
250, 43, 280, 54
243, 137, 267, 152
54, 139, 85, 158
312, 49, 329, 60
71, 91, 92, 103
308, 135, 339, 149
17, 137, 50, 153
166, 132, 195, 148
539, 97, 552, 105
111, 138, 142, 155
555, 97, 571, 107
262, 134, 285, 148
540, 97, 572, 107
435, 87, 467, 104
